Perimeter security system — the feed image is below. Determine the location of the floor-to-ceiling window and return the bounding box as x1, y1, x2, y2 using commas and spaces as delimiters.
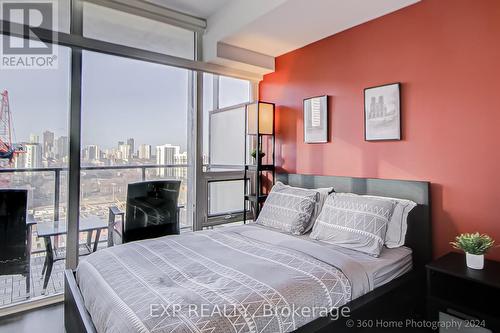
0, 40, 71, 306
80, 51, 191, 232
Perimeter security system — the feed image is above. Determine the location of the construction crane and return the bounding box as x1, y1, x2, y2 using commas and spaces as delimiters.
0, 90, 23, 163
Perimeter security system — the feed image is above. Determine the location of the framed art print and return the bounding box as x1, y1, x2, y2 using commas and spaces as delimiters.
364, 83, 401, 141
304, 95, 328, 143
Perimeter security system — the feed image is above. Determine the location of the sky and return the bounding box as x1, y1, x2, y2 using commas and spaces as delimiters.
1, 46, 71, 145
1, 46, 250, 155
1, 46, 188, 151
81, 51, 189, 151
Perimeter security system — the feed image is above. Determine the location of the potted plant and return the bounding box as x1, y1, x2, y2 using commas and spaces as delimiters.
450, 233, 495, 270
250, 149, 266, 165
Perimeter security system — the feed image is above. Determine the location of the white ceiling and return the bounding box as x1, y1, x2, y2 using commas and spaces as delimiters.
220, 0, 420, 57
147, 0, 420, 76
145, 0, 231, 18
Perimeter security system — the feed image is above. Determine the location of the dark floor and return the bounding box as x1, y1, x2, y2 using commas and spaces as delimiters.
0, 255, 65, 306
1, 242, 109, 307
0, 303, 64, 333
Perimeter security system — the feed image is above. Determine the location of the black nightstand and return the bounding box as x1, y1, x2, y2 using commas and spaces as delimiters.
426, 252, 500, 332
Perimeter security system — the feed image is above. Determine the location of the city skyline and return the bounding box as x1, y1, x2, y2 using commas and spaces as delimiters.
16, 129, 175, 152
11, 127, 192, 170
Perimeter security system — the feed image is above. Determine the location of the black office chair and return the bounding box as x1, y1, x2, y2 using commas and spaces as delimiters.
0, 189, 30, 298
108, 180, 181, 245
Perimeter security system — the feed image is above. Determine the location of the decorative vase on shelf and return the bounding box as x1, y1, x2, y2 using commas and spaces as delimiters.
251, 156, 262, 165
465, 252, 484, 270
250, 150, 265, 166
450, 232, 495, 271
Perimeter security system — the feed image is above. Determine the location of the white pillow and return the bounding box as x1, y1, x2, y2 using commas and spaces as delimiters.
310, 193, 396, 257
263, 183, 334, 233
339, 193, 417, 248
381, 198, 417, 248
305, 187, 334, 233
257, 182, 318, 235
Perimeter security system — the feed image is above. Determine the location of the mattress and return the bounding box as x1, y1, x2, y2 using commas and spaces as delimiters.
341, 245, 412, 288
306, 241, 412, 288
77, 224, 411, 333
273, 225, 413, 288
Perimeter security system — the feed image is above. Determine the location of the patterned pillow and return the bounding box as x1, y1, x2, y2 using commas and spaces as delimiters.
304, 187, 334, 233
257, 182, 318, 235
334, 193, 417, 248
310, 193, 396, 256
360, 195, 417, 248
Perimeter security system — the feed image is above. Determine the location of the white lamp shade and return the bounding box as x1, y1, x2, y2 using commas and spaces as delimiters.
247, 102, 274, 135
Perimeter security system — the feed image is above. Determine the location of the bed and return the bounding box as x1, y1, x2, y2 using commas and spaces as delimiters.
65, 173, 431, 333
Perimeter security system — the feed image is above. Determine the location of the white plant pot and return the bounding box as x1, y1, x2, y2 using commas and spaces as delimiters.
465, 252, 484, 270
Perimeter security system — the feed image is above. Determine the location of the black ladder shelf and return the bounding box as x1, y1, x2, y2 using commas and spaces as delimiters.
243, 102, 275, 223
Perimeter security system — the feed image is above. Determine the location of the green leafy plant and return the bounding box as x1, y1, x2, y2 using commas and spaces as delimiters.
250, 149, 265, 159
450, 233, 495, 255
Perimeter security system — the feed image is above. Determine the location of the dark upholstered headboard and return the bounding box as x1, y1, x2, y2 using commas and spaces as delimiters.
277, 173, 432, 269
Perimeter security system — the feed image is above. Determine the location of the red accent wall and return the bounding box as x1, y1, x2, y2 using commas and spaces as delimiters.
259, 0, 500, 260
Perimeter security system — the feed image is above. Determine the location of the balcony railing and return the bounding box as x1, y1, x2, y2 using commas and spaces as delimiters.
0, 164, 189, 253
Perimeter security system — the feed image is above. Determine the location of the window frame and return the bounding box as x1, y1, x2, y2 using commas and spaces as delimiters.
201, 75, 255, 227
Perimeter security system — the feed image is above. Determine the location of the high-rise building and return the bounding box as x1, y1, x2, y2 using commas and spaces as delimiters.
43, 131, 55, 158
29, 133, 39, 144
118, 144, 131, 161
156, 144, 179, 177
127, 138, 135, 158
23, 143, 42, 168
101, 148, 112, 160
138, 144, 151, 160
84, 145, 100, 161
102, 148, 121, 164
56, 136, 68, 160
174, 151, 188, 179
14, 148, 26, 168
115, 149, 123, 160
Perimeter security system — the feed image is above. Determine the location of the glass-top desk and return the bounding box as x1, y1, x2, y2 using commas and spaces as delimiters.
36, 217, 108, 293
